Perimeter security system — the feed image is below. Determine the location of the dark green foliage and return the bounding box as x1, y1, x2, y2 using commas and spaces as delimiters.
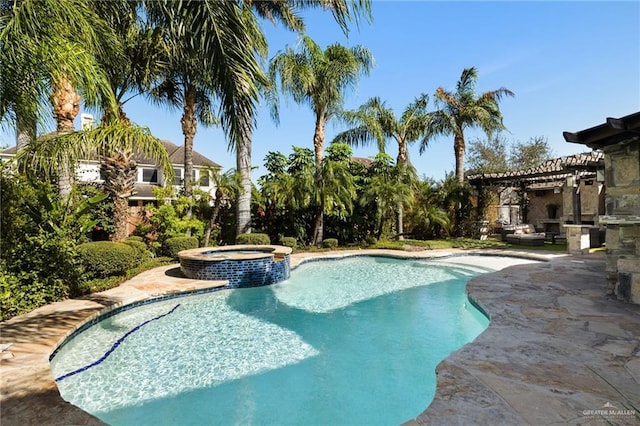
162, 236, 199, 258
77, 241, 138, 278
0, 170, 86, 320
236, 233, 271, 245
322, 238, 338, 248
279, 236, 297, 249
123, 239, 152, 264
1, 234, 83, 321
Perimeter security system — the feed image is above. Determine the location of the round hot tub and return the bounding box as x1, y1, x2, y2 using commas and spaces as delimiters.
177, 245, 292, 287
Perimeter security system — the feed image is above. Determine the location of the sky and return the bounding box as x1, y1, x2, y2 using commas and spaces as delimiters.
2, 1, 639, 182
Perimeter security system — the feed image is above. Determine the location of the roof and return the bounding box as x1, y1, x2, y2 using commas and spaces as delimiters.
0, 139, 220, 168
467, 151, 603, 186
563, 111, 640, 149
350, 156, 374, 168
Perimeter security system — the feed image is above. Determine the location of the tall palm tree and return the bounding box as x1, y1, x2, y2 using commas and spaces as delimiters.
1, 0, 118, 198
145, 0, 267, 226
421, 67, 514, 183
269, 35, 373, 244
334, 94, 429, 237
235, 0, 371, 238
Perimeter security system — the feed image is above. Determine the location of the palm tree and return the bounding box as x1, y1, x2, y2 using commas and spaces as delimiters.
145, 1, 267, 226
361, 153, 414, 239
18, 123, 174, 241
421, 67, 514, 183
334, 94, 429, 237
1, 0, 118, 198
235, 0, 371, 238
269, 35, 373, 244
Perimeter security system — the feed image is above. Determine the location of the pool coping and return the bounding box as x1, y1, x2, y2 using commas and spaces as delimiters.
2, 248, 637, 425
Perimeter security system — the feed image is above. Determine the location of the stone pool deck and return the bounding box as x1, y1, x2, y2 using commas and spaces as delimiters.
1, 249, 639, 425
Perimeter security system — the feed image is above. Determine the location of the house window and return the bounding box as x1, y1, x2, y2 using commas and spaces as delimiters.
141, 168, 158, 183
173, 168, 183, 185
199, 170, 210, 187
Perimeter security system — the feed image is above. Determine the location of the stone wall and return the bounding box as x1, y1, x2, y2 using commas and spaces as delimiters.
601, 140, 640, 303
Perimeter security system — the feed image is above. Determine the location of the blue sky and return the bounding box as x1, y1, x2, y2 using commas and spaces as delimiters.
2, 1, 638, 181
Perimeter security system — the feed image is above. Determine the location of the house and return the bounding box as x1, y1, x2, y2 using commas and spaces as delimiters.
1, 140, 221, 234
1, 139, 220, 204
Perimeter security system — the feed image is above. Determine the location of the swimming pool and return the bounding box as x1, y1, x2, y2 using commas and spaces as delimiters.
50, 255, 536, 425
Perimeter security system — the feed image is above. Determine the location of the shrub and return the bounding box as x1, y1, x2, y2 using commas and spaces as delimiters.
364, 235, 377, 246
322, 238, 339, 249
125, 236, 144, 243
236, 233, 271, 245
77, 241, 138, 278
279, 236, 297, 249
123, 239, 152, 263
163, 236, 199, 258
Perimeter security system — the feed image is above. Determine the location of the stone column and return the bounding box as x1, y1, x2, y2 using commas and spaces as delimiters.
599, 140, 640, 303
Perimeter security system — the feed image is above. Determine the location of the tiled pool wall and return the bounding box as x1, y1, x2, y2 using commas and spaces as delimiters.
180, 254, 291, 287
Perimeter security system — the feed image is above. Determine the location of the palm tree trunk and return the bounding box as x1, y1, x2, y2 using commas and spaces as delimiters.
52, 78, 80, 199
204, 189, 223, 247
454, 134, 465, 183
236, 131, 253, 236
181, 85, 197, 230
15, 115, 35, 150
312, 115, 326, 245
396, 203, 404, 239
396, 140, 409, 240
101, 151, 137, 241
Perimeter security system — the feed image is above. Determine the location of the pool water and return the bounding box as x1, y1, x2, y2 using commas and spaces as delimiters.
50, 256, 531, 425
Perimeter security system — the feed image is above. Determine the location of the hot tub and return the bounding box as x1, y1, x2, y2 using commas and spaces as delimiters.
177, 245, 292, 287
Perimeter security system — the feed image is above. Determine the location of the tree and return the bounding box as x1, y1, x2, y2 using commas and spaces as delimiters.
422, 67, 514, 182
466, 134, 510, 174
509, 136, 553, 170
202, 168, 241, 247
18, 124, 173, 241
146, 1, 267, 226
334, 94, 429, 237
269, 35, 373, 244
1, 0, 118, 197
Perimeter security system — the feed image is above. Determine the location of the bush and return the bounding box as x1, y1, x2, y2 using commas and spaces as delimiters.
322, 238, 339, 249
236, 233, 271, 245
123, 239, 152, 263
364, 235, 377, 246
279, 236, 297, 249
77, 241, 138, 278
125, 236, 144, 243
1, 233, 84, 320
163, 236, 199, 258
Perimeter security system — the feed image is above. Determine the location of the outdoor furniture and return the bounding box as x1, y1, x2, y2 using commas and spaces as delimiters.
503, 224, 546, 246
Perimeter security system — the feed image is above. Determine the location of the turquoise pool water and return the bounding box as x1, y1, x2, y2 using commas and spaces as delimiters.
50, 255, 516, 425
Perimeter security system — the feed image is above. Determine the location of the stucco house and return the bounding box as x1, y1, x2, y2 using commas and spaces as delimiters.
1, 140, 221, 235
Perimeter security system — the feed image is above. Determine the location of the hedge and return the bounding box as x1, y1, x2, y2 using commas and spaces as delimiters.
123, 239, 152, 264
322, 238, 339, 249
77, 241, 138, 278
236, 233, 271, 245
279, 236, 297, 249
163, 236, 199, 258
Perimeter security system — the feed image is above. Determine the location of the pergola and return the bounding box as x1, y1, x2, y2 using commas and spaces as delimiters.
467, 151, 604, 225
